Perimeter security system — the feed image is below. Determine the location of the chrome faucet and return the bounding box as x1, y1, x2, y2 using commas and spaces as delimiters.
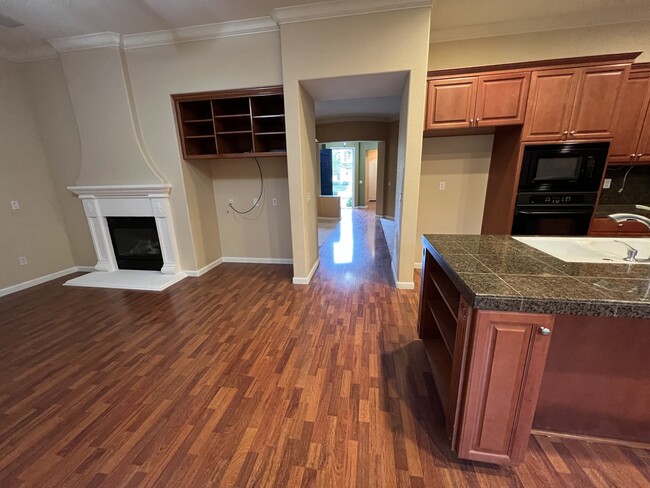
614, 240, 640, 262
608, 213, 650, 230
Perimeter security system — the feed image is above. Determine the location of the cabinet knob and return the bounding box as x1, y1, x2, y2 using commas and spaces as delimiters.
570, 130, 576, 135
475, 117, 480, 125
539, 326, 551, 336
632, 154, 637, 158
563, 130, 568, 135
638, 154, 644, 158
470, 118, 474, 125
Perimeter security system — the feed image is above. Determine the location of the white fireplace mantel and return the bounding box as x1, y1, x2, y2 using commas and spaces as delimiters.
68, 184, 182, 275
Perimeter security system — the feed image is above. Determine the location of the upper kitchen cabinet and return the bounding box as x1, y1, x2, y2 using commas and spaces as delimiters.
425, 72, 529, 130
607, 64, 650, 164
523, 64, 630, 142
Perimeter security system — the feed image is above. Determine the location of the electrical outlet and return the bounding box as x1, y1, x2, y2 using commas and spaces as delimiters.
439, 181, 446, 191
228, 199, 234, 205
10, 200, 20, 210
603, 178, 612, 189
272, 198, 278, 206
307, 192, 312, 203
18, 256, 28, 266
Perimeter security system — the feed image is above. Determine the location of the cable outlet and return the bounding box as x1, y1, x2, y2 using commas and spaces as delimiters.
253, 197, 259, 206
272, 198, 278, 206
439, 181, 446, 190
228, 199, 234, 205
10, 200, 20, 210
18, 256, 28, 266
603, 178, 612, 189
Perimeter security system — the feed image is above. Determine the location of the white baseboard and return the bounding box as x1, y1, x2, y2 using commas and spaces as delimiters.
413, 261, 422, 270
293, 257, 320, 285
380, 215, 394, 221
318, 217, 341, 221
222, 257, 293, 265
396, 281, 415, 290
183, 257, 223, 277
0, 266, 91, 297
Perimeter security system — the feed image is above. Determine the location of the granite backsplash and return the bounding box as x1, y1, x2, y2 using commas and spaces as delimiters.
599, 165, 650, 206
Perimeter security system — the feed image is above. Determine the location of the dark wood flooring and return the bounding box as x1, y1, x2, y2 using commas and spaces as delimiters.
1, 208, 649, 487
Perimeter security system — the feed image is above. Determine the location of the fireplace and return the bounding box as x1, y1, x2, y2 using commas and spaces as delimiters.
106, 217, 163, 271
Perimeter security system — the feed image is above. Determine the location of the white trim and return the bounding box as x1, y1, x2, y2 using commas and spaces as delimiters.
183, 258, 223, 277
123, 17, 278, 50
223, 257, 293, 265
271, 0, 431, 25
49, 32, 123, 53
0, 266, 91, 298
318, 217, 341, 221
413, 261, 422, 270
292, 257, 320, 285
396, 281, 415, 290
0, 45, 58, 63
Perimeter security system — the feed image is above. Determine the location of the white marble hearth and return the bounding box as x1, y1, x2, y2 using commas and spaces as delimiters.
65, 270, 186, 291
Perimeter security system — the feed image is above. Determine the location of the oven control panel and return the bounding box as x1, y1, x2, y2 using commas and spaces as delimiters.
516, 192, 597, 206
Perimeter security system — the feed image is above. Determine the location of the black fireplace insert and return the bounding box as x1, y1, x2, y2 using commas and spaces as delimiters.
106, 217, 163, 271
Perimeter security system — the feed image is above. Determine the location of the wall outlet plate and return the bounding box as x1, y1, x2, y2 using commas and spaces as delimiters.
603, 178, 612, 189
272, 198, 278, 206
10, 200, 20, 210
18, 256, 28, 265
228, 199, 234, 205
439, 181, 446, 190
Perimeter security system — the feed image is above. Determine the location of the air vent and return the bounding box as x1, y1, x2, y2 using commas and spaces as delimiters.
0, 12, 24, 28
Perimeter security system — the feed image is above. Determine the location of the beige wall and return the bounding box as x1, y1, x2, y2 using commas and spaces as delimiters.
383, 121, 399, 218
0, 59, 76, 289
428, 20, 650, 70
280, 7, 431, 284
212, 158, 292, 260
124, 32, 284, 270
416, 135, 493, 263
20, 58, 95, 267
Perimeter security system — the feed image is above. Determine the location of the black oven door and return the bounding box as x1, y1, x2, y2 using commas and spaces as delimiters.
512, 206, 594, 236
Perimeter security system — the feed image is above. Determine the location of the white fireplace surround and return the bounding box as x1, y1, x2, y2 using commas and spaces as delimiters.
68, 184, 182, 275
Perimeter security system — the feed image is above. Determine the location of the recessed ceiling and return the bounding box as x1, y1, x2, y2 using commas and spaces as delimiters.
316, 97, 401, 122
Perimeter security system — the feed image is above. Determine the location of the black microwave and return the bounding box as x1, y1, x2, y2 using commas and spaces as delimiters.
518, 142, 608, 192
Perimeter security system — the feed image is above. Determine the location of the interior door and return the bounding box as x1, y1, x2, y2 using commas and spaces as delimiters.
367, 153, 378, 201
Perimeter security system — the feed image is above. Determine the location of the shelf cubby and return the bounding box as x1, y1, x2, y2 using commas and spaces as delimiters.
173, 87, 286, 159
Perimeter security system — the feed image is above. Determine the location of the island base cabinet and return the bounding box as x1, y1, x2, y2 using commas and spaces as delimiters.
455, 310, 555, 465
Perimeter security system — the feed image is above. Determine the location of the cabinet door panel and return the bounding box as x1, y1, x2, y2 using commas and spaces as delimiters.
425, 77, 477, 129
569, 65, 630, 140
637, 105, 650, 164
457, 311, 554, 465
608, 71, 650, 163
522, 69, 579, 141
475, 72, 530, 127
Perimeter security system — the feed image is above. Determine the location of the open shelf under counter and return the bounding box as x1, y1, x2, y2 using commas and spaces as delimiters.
422, 337, 452, 413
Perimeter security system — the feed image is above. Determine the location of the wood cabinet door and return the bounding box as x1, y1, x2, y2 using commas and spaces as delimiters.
456, 311, 555, 465
589, 218, 650, 236
607, 70, 650, 163
475, 72, 530, 127
425, 77, 477, 129
448, 296, 473, 442
568, 65, 630, 140
636, 105, 650, 164
522, 68, 579, 142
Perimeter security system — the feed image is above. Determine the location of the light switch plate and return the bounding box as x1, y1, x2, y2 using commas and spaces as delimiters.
10, 200, 19, 210
603, 178, 612, 189
439, 181, 446, 190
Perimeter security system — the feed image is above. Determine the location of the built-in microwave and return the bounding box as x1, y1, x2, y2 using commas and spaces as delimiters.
518, 142, 609, 192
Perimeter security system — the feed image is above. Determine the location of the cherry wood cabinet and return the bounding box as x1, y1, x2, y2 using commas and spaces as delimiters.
456, 311, 555, 465
607, 68, 650, 163
589, 217, 650, 236
522, 65, 629, 142
173, 86, 286, 160
418, 244, 555, 465
425, 72, 529, 130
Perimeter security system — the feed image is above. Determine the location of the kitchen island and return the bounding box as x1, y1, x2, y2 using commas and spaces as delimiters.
418, 234, 650, 465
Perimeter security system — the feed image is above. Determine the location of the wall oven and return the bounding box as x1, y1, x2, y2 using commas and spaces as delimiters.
512, 142, 608, 236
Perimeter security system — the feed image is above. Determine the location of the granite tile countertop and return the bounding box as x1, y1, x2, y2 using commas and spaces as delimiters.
423, 234, 650, 319
593, 204, 650, 219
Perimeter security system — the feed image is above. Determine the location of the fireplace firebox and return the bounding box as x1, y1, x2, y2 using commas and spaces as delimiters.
106, 217, 163, 271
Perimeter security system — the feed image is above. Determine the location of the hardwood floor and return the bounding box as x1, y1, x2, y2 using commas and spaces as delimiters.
1, 208, 649, 487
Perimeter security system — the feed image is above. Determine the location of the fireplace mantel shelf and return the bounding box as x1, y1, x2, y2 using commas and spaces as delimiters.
68, 184, 172, 198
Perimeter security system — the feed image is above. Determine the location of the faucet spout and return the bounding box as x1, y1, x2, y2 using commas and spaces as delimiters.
608, 213, 650, 231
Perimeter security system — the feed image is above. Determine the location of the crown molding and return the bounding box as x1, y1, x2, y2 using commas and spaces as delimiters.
48, 32, 123, 53
68, 184, 172, 198
429, 10, 650, 43
123, 17, 278, 49
271, 0, 432, 25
